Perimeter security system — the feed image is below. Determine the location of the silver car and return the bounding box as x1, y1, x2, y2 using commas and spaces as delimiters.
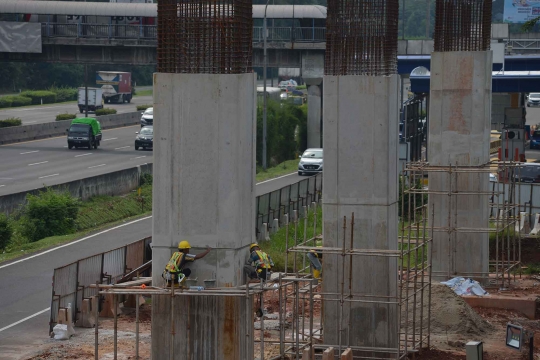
298, 148, 323, 175
140, 107, 153, 127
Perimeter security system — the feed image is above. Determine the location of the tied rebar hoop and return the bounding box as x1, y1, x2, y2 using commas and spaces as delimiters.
157, 0, 252, 74
325, 0, 399, 76
434, 0, 492, 52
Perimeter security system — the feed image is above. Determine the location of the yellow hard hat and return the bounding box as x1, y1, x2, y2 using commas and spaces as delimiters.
249, 243, 259, 251
178, 240, 191, 249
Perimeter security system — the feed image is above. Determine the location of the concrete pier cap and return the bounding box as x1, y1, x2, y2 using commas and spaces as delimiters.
322, 74, 399, 350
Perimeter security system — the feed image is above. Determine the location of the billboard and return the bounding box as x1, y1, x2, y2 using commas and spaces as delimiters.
504, 0, 540, 23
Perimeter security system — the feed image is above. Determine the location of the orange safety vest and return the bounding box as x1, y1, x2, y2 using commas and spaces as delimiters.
165, 252, 185, 273
254, 250, 271, 269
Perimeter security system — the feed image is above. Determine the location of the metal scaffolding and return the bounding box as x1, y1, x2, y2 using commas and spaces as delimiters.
404, 160, 522, 289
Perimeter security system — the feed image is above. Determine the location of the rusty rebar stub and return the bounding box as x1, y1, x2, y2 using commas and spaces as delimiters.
434, 0, 492, 52
157, 0, 252, 74
324, 0, 399, 76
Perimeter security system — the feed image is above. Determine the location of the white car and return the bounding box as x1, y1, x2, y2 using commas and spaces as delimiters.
140, 107, 153, 127
298, 148, 323, 175
278, 79, 297, 90
527, 93, 540, 107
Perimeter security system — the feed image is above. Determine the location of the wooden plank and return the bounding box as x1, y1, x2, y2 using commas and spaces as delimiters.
340, 348, 352, 360
115, 277, 152, 287
322, 347, 335, 360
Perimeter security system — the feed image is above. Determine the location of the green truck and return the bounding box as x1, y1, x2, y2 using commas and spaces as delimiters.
67, 118, 103, 149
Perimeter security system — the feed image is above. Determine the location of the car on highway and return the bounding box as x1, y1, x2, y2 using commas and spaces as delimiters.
531, 130, 540, 149
513, 163, 540, 183
527, 93, 540, 107
135, 125, 153, 150
278, 79, 297, 90
140, 107, 153, 127
67, 118, 102, 150
298, 148, 323, 176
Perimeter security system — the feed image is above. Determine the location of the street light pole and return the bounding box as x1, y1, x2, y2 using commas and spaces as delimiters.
85, 64, 88, 118
263, 0, 270, 170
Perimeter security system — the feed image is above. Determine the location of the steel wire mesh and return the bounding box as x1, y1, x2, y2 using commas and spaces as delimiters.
434, 0, 492, 52
157, 0, 252, 74
325, 0, 399, 76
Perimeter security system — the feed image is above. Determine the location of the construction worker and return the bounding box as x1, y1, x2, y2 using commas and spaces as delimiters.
244, 243, 274, 282
307, 247, 323, 279
162, 240, 211, 287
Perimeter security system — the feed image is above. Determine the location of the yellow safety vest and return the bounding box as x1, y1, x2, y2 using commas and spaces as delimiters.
255, 250, 271, 269
165, 252, 185, 273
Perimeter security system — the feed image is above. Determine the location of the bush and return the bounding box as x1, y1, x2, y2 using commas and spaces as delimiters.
49, 86, 78, 102
136, 104, 152, 111
20, 90, 57, 105
140, 173, 153, 186
56, 113, 77, 121
0, 97, 12, 108
0, 214, 12, 251
21, 188, 79, 243
0, 117, 22, 128
5, 95, 32, 107
95, 108, 117, 116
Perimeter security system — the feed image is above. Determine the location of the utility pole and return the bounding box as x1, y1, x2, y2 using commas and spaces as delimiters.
426, 0, 431, 39
85, 64, 88, 118
263, 0, 270, 170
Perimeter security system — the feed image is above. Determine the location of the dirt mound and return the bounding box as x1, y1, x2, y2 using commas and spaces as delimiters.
430, 283, 493, 336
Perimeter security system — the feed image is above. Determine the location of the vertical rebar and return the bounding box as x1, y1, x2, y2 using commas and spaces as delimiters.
94, 282, 99, 360
170, 275, 175, 360
285, 214, 290, 273
135, 273, 140, 360
337, 216, 346, 355
114, 294, 118, 360
260, 278, 265, 360
347, 213, 354, 345
279, 273, 284, 357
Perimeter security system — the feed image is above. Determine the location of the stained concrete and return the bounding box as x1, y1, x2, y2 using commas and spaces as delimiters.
428, 51, 492, 282
307, 85, 322, 148
151, 73, 256, 359
322, 75, 399, 351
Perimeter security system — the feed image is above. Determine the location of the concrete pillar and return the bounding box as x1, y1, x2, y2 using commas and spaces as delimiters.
307, 84, 322, 148
151, 72, 256, 359
428, 51, 492, 282
322, 75, 399, 351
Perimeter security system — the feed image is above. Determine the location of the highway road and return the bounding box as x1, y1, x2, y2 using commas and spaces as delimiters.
0, 95, 153, 125
0, 124, 303, 197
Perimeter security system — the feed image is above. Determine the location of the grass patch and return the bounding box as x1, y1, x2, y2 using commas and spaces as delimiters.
135, 89, 153, 97
256, 159, 298, 182
259, 206, 322, 272
296, 84, 307, 90
0, 213, 150, 264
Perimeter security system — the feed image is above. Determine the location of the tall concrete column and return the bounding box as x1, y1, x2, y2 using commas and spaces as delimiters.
428, 51, 492, 282
322, 75, 399, 350
307, 84, 322, 148
151, 73, 256, 359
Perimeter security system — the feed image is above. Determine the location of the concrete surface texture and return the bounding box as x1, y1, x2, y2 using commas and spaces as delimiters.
491, 93, 512, 131
322, 75, 399, 351
428, 51, 492, 282
151, 73, 256, 359
307, 84, 322, 149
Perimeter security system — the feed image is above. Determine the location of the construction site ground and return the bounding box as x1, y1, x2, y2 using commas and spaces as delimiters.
25, 278, 539, 360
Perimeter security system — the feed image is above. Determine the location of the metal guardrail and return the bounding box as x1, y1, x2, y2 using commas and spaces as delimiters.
506, 39, 540, 51
256, 172, 322, 235
49, 236, 151, 333
40, 23, 325, 42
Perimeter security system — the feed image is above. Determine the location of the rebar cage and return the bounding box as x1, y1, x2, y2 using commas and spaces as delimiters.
434, 0, 492, 52
157, 0, 252, 74
325, 0, 399, 76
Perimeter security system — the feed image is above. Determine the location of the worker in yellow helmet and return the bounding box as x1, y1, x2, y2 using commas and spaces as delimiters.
307, 247, 322, 280
244, 243, 274, 283
162, 240, 211, 287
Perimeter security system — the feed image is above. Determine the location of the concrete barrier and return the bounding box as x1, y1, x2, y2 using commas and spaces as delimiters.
0, 112, 141, 145
0, 163, 152, 214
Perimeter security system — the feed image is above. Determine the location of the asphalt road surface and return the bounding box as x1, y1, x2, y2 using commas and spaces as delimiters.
0, 95, 153, 125
0, 125, 303, 197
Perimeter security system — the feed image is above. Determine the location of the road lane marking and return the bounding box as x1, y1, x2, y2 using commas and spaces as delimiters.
0, 178, 13, 180
0, 216, 152, 270
88, 164, 106, 169
38, 174, 59, 179
28, 161, 48, 166
257, 172, 298, 185
115, 146, 130, 150
131, 156, 146, 160
25, 121, 37, 124
103, 138, 118, 141
75, 153, 92, 157
0, 185, 5, 188
20, 150, 39, 155
0, 307, 50, 333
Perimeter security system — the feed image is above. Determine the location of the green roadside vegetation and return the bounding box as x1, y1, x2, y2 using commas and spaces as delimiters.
256, 159, 298, 182
136, 89, 153, 97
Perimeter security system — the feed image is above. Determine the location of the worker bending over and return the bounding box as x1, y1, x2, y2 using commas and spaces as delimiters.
307, 247, 322, 279
163, 240, 211, 287
244, 243, 274, 282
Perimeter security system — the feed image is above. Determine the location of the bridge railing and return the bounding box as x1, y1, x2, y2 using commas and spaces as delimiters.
39, 23, 324, 42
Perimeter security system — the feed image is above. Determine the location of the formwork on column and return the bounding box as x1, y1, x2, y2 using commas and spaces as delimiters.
403, 161, 521, 290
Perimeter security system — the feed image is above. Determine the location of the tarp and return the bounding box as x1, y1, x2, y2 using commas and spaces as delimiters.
0, 22, 41, 53
71, 118, 101, 136
441, 277, 489, 297
503, 0, 540, 23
